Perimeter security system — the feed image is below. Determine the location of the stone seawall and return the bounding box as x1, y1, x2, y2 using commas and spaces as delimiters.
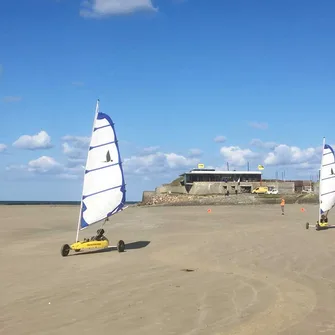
139, 193, 319, 206
155, 181, 297, 195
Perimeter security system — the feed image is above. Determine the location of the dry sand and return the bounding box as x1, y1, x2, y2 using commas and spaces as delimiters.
1, 203, 335, 335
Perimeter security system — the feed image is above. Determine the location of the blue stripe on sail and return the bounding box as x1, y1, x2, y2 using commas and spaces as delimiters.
106, 193, 126, 217
85, 162, 119, 174
321, 190, 335, 197
98, 112, 126, 210
80, 202, 89, 229
322, 175, 335, 181
94, 124, 110, 131
325, 144, 335, 153
80, 185, 126, 229
322, 162, 335, 167
89, 140, 116, 150
79, 111, 126, 229
324, 144, 335, 161
83, 185, 123, 200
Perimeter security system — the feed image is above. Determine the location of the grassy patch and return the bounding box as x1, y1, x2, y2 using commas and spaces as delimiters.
256, 194, 282, 198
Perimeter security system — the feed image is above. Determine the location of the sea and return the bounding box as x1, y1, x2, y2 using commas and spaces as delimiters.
0, 201, 139, 206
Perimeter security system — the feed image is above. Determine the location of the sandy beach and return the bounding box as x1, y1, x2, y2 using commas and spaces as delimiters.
1, 203, 335, 335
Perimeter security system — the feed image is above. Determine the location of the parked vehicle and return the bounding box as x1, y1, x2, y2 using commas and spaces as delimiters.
266, 188, 279, 194
252, 186, 268, 194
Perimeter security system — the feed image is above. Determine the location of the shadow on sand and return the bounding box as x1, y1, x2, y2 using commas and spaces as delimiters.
69, 240, 151, 256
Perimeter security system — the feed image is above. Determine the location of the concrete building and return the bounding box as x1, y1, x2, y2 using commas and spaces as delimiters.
155, 168, 298, 195
181, 169, 263, 194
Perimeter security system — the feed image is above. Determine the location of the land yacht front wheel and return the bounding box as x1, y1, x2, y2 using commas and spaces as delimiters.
61, 244, 70, 257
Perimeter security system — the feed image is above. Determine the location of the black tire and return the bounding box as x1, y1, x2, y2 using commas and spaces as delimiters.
306, 222, 309, 229
61, 244, 70, 257
316, 223, 320, 231
117, 240, 125, 253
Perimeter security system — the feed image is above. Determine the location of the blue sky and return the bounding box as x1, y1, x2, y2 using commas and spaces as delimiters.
1, 0, 335, 201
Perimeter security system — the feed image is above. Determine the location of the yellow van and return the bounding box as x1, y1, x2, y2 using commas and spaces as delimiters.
252, 186, 268, 194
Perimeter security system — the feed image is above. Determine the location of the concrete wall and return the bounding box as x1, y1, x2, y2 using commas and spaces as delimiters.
142, 191, 156, 203
275, 181, 295, 194
188, 182, 226, 195
155, 181, 296, 195
155, 185, 187, 194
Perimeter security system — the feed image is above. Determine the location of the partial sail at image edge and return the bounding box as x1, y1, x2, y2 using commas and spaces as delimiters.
319, 141, 335, 216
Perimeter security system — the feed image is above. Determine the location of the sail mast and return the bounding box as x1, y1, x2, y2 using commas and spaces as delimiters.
75, 99, 100, 242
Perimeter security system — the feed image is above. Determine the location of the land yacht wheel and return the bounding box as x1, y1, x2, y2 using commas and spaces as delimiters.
61, 244, 70, 257
117, 240, 125, 253
306, 222, 309, 229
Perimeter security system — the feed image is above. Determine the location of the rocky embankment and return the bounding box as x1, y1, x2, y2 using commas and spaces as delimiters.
139, 192, 319, 206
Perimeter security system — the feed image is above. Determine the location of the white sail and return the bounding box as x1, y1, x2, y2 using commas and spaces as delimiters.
78, 100, 126, 231
319, 138, 335, 216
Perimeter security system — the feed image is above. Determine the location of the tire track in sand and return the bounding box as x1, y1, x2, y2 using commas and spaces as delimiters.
150, 234, 316, 335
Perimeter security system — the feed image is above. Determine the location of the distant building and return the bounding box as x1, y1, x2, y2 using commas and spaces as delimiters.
180, 169, 261, 184
174, 168, 296, 194
153, 167, 316, 196
177, 168, 264, 194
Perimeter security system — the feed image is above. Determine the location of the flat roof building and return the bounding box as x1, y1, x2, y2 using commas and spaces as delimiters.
180, 169, 262, 184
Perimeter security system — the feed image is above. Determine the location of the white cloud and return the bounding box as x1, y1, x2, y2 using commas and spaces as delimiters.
140, 146, 160, 155
250, 138, 277, 150
218, 141, 333, 173
61, 136, 198, 176
214, 135, 226, 143
3, 96, 22, 103
6, 146, 199, 181
80, 0, 157, 17
12, 131, 52, 150
249, 121, 268, 130
123, 151, 198, 175
6, 156, 83, 180
27, 156, 63, 174
264, 144, 321, 166
0, 144, 6, 152
62, 142, 86, 160
294, 162, 318, 171
220, 146, 259, 167
188, 148, 202, 157
0, 143, 7, 152
62, 135, 90, 160
65, 158, 86, 168
62, 135, 90, 148
165, 152, 198, 169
